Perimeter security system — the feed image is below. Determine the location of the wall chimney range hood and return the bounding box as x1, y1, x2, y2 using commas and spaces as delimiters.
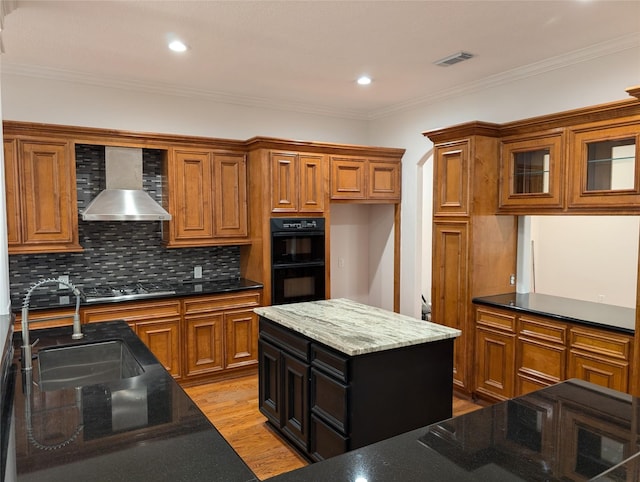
81, 146, 171, 221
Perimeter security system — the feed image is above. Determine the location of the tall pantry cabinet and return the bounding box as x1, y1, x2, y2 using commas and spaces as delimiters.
424, 122, 518, 395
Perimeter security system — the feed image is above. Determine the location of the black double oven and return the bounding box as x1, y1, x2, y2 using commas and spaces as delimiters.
271, 218, 326, 305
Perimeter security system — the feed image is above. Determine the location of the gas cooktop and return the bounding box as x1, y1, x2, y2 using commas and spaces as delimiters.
81, 282, 176, 303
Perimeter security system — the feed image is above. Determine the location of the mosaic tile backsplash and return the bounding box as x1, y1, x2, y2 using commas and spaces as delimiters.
9, 144, 240, 298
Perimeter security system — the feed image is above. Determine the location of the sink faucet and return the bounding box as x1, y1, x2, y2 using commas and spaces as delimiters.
21, 277, 83, 371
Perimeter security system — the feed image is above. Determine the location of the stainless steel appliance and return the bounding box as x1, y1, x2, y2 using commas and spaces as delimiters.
271, 218, 326, 305
81, 281, 176, 303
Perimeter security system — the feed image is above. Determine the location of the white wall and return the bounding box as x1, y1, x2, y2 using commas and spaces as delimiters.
528, 216, 639, 308
368, 46, 640, 317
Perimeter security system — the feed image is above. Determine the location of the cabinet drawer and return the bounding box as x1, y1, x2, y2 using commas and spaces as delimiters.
517, 337, 566, 382
519, 316, 567, 344
83, 300, 181, 323
311, 367, 348, 433
310, 414, 349, 462
183, 291, 261, 314
476, 308, 515, 332
569, 327, 631, 361
311, 344, 349, 383
568, 350, 629, 392
260, 318, 310, 361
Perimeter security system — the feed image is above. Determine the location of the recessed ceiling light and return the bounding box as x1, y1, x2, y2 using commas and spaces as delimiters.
357, 76, 372, 85
168, 39, 188, 52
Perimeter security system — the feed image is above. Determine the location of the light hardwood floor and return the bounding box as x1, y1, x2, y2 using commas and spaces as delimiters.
184, 373, 482, 481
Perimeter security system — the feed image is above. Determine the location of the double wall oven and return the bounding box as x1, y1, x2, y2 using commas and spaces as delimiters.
271, 218, 326, 305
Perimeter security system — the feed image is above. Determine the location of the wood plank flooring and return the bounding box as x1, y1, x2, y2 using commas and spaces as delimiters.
184, 373, 482, 481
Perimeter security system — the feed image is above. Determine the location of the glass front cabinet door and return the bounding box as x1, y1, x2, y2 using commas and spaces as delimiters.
499, 133, 564, 211
568, 123, 640, 209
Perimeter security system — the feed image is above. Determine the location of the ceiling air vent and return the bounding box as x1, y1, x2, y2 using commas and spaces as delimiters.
434, 51, 474, 67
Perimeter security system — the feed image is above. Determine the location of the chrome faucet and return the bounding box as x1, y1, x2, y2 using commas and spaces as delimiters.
21, 277, 83, 371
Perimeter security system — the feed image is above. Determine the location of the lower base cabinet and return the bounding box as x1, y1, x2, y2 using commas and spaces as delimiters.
258, 317, 454, 461
474, 304, 633, 402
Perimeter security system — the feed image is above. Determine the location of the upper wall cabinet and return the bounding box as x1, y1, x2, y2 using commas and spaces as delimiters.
330, 156, 401, 202
271, 152, 327, 213
494, 91, 640, 215
432, 140, 470, 216
567, 122, 640, 209
4, 136, 82, 254
499, 132, 564, 211
164, 147, 248, 247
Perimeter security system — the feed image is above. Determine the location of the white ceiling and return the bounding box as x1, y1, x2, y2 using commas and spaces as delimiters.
2, 0, 640, 119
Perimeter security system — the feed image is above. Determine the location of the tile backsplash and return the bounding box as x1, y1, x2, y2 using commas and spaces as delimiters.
9, 144, 240, 300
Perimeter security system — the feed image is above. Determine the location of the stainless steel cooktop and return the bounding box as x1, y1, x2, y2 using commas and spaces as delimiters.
81, 282, 176, 303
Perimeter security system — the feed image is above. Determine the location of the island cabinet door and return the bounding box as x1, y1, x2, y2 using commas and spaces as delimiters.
258, 339, 282, 427
282, 352, 311, 452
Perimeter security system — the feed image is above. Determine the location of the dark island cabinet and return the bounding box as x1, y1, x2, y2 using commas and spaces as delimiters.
258, 316, 455, 462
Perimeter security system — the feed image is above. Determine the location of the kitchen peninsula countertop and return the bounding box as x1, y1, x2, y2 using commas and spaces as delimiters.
473, 292, 635, 334
266, 378, 639, 481
10, 321, 257, 482
254, 298, 460, 356
11, 277, 263, 313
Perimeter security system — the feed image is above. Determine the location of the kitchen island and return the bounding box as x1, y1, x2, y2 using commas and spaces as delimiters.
10, 321, 257, 482
254, 298, 461, 461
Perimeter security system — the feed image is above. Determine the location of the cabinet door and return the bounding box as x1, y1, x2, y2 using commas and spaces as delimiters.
213, 154, 248, 238
136, 318, 181, 379
224, 309, 258, 369
19, 140, 80, 252
568, 326, 632, 392
367, 159, 400, 201
516, 315, 567, 395
170, 149, 214, 244
271, 153, 299, 212
299, 154, 325, 213
432, 221, 469, 391
185, 313, 224, 377
475, 327, 516, 401
433, 140, 469, 216
499, 133, 564, 211
568, 123, 640, 209
258, 339, 282, 426
330, 157, 366, 200
4, 138, 20, 246
282, 351, 310, 451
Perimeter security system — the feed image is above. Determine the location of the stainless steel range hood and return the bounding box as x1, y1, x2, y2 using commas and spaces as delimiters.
81, 146, 171, 221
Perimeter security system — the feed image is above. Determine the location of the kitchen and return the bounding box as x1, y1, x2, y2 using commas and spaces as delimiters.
1, 1, 640, 481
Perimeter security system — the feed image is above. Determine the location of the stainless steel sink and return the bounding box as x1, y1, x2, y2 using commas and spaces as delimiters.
37, 340, 144, 391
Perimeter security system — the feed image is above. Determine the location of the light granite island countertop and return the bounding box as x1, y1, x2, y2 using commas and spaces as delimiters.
254, 297, 460, 356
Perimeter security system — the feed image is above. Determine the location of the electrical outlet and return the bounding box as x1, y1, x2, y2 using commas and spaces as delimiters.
59, 275, 70, 289
338, 258, 345, 268
194, 266, 202, 279
509, 274, 516, 285
597, 294, 605, 303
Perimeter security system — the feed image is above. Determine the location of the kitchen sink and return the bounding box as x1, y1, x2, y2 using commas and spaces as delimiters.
37, 340, 144, 392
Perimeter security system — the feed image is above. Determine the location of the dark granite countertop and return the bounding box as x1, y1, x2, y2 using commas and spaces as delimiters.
266, 378, 639, 481
11, 321, 257, 482
473, 292, 635, 334
10, 278, 263, 313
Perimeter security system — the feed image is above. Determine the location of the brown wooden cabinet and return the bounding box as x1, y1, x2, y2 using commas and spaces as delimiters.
164, 147, 248, 247
568, 121, 640, 209
4, 136, 82, 254
473, 304, 634, 401
475, 308, 516, 401
330, 156, 400, 202
425, 124, 517, 396
499, 132, 564, 211
568, 325, 632, 393
182, 290, 261, 383
271, 152, 326, 213
516, 315, 567, 395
